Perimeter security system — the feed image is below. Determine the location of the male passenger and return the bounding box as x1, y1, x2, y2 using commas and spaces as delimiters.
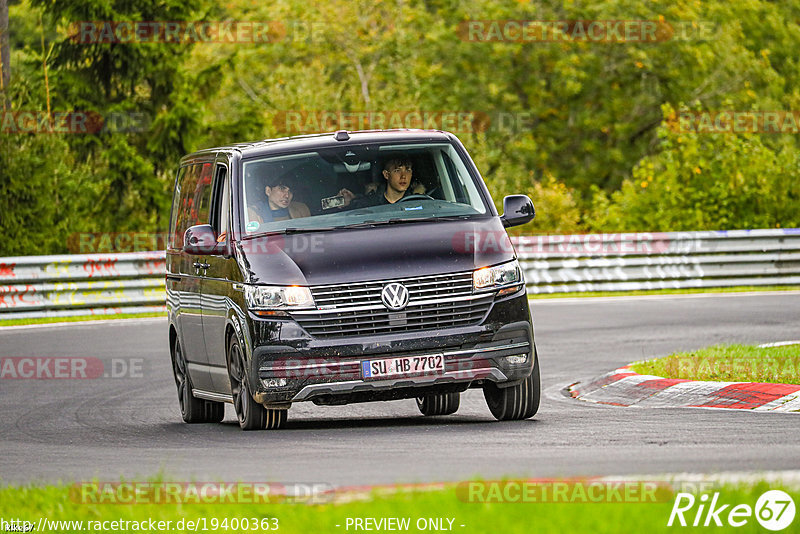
249, 176, 310, 224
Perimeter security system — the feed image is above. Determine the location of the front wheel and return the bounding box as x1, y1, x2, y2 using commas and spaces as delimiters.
227, 335, 287, 430
416, 392, 460, 416
483, 352, 540, 421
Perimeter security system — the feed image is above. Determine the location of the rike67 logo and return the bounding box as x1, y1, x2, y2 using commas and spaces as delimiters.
668, 490, 795, 531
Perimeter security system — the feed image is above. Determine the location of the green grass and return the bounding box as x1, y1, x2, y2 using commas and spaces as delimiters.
631, 344, 800, 384
1, 479, 797, 534
0, 312, 165, 327
528, 285, 800, 299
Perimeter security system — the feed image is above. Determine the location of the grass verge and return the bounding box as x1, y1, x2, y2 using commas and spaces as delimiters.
0, 312, 165, 327
527, 285, 800, 299
631, 344, 800, 384
0, 480, 797, 534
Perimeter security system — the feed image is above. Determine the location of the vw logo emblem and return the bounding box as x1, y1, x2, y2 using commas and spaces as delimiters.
381, 283, 409, 311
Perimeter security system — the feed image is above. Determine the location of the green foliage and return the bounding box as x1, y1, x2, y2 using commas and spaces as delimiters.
587, 104, 800, 231
2, 479, 799, 534
0, 134, 94, 255
2, 0, 220, 253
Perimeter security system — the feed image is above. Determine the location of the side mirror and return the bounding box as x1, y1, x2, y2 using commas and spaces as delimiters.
500, 195, 535, 228
184, 224, 225, 255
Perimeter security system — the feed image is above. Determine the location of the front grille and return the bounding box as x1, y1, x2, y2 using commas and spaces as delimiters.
291, 272, 494, 338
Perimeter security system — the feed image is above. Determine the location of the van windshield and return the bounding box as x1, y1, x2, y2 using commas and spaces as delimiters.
240, 142, 489, 235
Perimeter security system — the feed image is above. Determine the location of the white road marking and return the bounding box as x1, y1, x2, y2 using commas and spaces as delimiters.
0, 317, 165, 332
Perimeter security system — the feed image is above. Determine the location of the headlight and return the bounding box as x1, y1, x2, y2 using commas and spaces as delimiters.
244, 285, 315, 309
473, 260, 523, 291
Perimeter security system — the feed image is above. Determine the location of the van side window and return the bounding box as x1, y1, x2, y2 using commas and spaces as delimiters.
171, 162, 215, 248
210, 164, 229, 241
168, 165, 188, 249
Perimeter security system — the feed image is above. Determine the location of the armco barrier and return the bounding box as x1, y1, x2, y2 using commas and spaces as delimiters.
0, 229, 798, 319
512, 228, 800, 294
0, 251, 166, 320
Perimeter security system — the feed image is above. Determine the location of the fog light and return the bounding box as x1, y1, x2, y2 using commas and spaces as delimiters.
505, 354, 528, 364
262, 378, 288, 388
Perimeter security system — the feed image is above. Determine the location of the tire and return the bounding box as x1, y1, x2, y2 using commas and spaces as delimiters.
227, 335, 287, 430
172, 338, 224, 424
416, 392, 460, 416
483, 352, 540, 421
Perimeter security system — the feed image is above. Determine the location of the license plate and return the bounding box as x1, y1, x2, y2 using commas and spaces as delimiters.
361, 354, 444, 379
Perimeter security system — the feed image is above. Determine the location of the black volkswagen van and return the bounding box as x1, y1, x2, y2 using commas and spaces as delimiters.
167, 130, 539, 430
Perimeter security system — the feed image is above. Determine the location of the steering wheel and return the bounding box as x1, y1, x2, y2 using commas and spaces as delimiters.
400, 194, 434, 202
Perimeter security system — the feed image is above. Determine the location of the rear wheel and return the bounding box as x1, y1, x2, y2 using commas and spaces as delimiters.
172, 338, 224, 424
227, 335, 287, 430
416, 392, 460, 416
483, 352, 540, 421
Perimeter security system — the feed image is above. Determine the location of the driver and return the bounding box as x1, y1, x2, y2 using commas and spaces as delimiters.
341, 157, 425, 208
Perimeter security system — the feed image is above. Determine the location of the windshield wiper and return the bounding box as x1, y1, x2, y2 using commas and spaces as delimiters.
338, 216, 473, 229
244, 226, 338, 238
337, 218, 429, 229
427, 215, 475, 221
245, 216, 477, 238
283, 226, 338, 234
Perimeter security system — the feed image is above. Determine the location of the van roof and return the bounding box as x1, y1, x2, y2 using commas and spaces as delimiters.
180, 129, 457, 164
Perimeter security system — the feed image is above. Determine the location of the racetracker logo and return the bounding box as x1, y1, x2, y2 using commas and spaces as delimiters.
457, 479, 675, 503
68, 232, 171, 253
458, 20, 714, 43
68, 21, 286, 43
272, 111, 491, 135
0, 357, 143, 379
511, 233, 675, 256
669, 111, 800, 134
668, 490, 796, 530
71, 482, 333, 504
0, 111, 149, 134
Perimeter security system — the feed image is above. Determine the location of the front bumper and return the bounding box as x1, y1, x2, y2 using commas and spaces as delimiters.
248, 291, 534, 406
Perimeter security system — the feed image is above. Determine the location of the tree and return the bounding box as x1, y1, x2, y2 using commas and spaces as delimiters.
588, 104, 800, 232
29, 0, 214, 232
0, 0, 9, 99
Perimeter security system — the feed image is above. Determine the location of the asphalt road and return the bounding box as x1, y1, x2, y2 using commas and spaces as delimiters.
1, 292, 799, 486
